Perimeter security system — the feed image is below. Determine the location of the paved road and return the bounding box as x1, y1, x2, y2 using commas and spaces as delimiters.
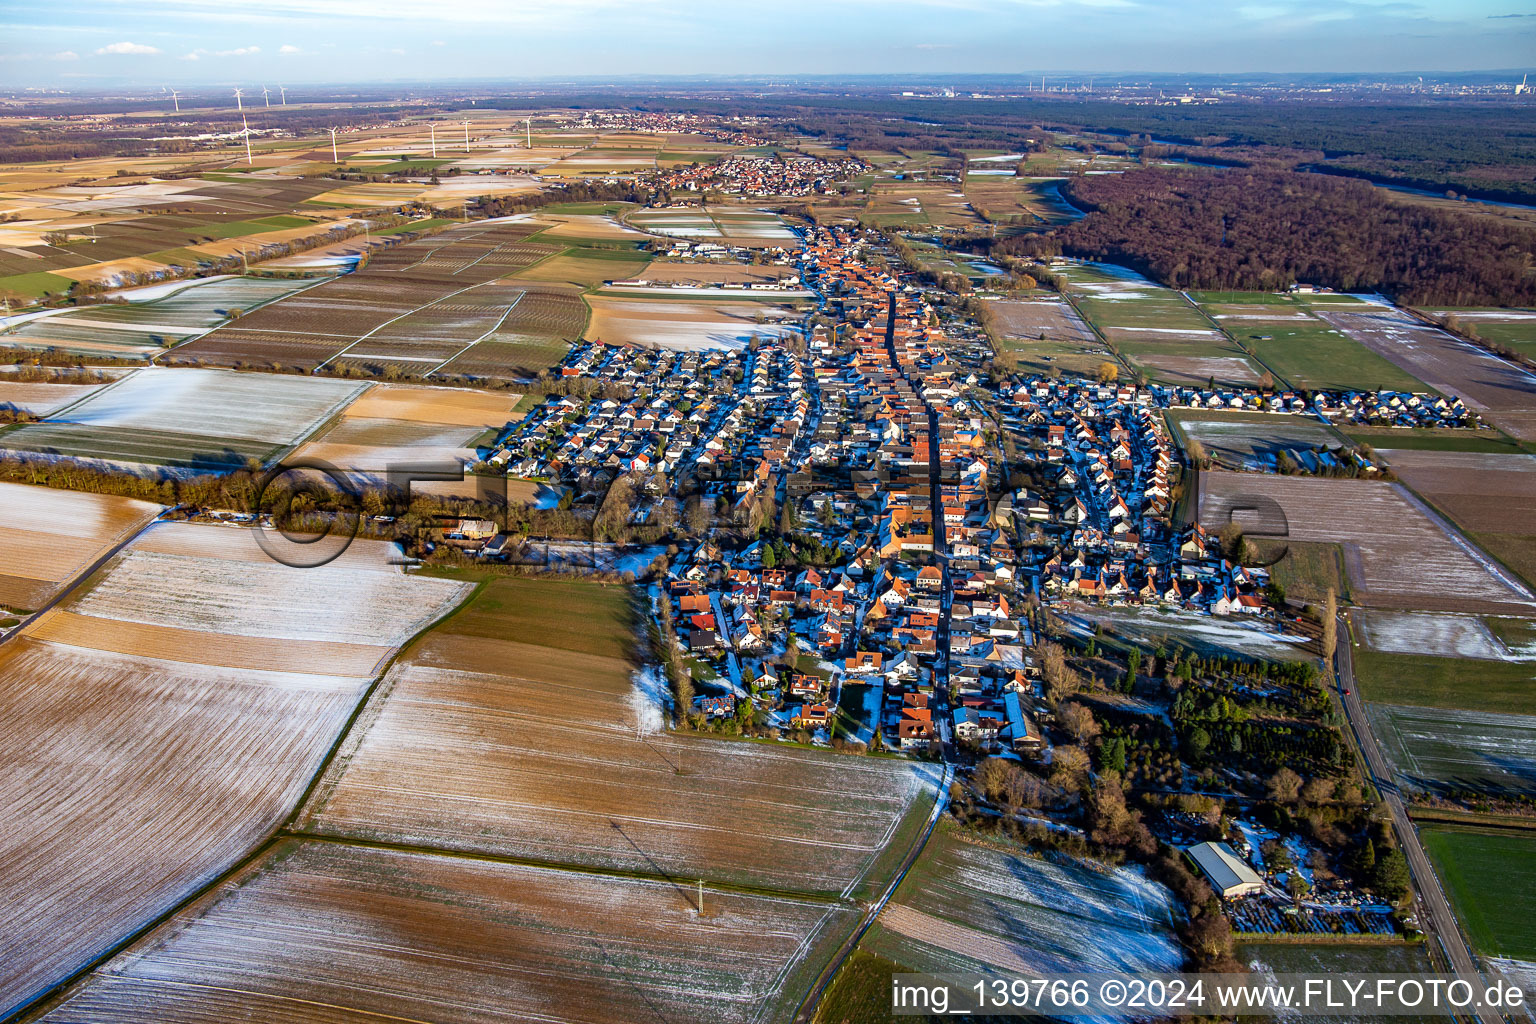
793, 762, 954, 1023
1334, 617, 1505, 1024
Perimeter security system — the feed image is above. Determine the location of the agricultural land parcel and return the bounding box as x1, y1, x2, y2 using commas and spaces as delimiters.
1421, 827, 1536, 962
0, 367, 368, 470
1317, 305, 1536, 442
173, 220, 586, 378
1417, 307, 1536, 360
294, 382, 521, 480
1192, 292, 1428, 392
36, 839, 852, 1024
858, 825, 1181, 978
986, 295, 1110, 376
1378, 448, 1536, 591
1056, 262, 1263, 387
36, 574, 936, 1022
1198, 471, 1536, 616
0, 522, 469, 1019
0, 276, 321, 360
0, 175, 351, 301
584, 294, 802, 351
0, 482, 160, 611
300, 577, 940, 897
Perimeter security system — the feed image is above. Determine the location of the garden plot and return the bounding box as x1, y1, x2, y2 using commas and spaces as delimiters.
0, 642, 374, 1020
1170, 411, 1347, 470
584, 295, 801, 351
1, 367, 368, 470
38, 838, 854, 1024
1357, 610, 1526, 661
1369, 702, 1536, 796
864, 827, 1181, 977
1199, 471, 1536, 615
0, 482, 160, 611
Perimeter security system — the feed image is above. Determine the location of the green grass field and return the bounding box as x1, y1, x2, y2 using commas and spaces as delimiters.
1238, 325, 1427, 392
1269, 540, 1352, 605
0, 270, 75, 302
376, 218, 454, 236
196, 215, 314, 240
432, 576, 636, 660
1421, 827, 1536, 959
1351, 646, 1536, 714
814, 949, 915, 1024
1351, 428, 1531, 455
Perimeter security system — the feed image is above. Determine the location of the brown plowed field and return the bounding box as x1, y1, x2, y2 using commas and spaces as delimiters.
25, 610, 391, 677
1379, 448, 1536, 589
1199, 470, 1536, 614
1319, 306, 1536, 442
36, 839, 855, 1024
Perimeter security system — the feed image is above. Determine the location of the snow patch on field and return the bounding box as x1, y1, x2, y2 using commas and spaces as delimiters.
1359, 610, 1520, 661
48, 367, 368, 445
72, 549, 469, 647
628, 665, 668, 736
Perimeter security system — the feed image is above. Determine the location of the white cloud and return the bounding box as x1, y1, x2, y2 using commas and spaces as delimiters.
220, 45, 261, 55
279, 43, 301, 53
181, 51, 201, 60
54, 50, 78, 60
95, 41, 161, 55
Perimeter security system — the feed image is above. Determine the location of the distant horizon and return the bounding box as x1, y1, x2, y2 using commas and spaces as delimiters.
3, 0, 1534, 88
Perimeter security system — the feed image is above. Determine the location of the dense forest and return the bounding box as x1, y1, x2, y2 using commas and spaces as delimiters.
996, 167, 1536, 307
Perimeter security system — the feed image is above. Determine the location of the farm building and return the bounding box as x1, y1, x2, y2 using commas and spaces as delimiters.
1186, 841, 1265, 898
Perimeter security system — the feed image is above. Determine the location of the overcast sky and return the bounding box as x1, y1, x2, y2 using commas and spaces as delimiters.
3, 0, 1533, 88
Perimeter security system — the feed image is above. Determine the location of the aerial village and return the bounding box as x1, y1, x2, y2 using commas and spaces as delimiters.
490, 216, 1482, 764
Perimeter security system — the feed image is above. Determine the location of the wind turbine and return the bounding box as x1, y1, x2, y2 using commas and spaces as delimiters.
460, 119, 471, 154
525, 117, 531, 149
241, 113, 253, 166
329, 127, 339, 163
169, 88, 180, 113
262, 86, 270, 108
428, 122, 437, 158
234, 87, 243, 111
279, 85, 287, 105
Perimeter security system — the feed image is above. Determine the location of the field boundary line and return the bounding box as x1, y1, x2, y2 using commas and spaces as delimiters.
424, 290, 526, 377
792, 763, 952, 1024
1180, 288, 1294, 390
313, 282, 489, 372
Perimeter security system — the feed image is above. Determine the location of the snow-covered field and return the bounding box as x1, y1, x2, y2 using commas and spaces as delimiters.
72, 548, 469, 647
46, 367, 368, 445
1061, 606, 1314, 660
35, 839, 855, 1024
1369, 702, 1536, 796
1358, 610, 1526, 661
0, 642, 373, 1019
872, 831, 1182, 978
